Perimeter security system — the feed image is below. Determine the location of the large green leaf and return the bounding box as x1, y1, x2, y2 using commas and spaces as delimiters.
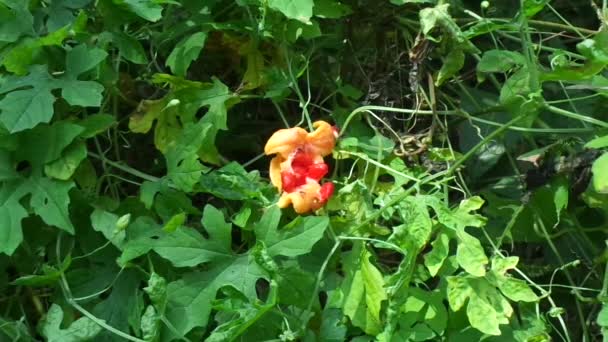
477, 50, 526, 74
119, 205, 233, 267
467, 293, 501, 335
394, 288, 447, 341
92, 271, 143, 342
541, 30, 608, 82
0, 150, 18, 181
0, 1, 34, 43
65, 44, 108, 77
164, 119, 212, 192
165, 254, 267, 336
17, 121, 84, 167
44, 141, 88, 180
456, 231, 488, 277
0, 182, 28, 255
342, 246, 387, 335
497, 278, 539, 303
199, 162, 265, 200
0, 50, 105, 132
254, 206, 328, 258
40, 304, 103, 342
389, 197, 432, 252
27, 175, 76, 234
0, 85, 56, 133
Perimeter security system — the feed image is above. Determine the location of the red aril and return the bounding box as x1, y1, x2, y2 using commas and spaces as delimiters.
307, 163, 329, 180
319, 182, 335, 202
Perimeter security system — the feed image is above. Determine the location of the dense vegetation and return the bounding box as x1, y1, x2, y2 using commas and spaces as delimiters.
1, 0, 608, 341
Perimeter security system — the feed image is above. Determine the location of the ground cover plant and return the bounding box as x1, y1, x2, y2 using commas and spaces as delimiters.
1, 0, 608, 341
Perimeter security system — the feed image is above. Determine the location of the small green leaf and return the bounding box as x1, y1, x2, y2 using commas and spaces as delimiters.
477, 50, 526, 73
44, 141, 88, 180
66, 44, 108, 77
437, 49, 464, 86
419, 4, 478, 52
140, 181, 162, 209
598, 304, 608, 327
268, 0, 314, 23
395, 288, 447, 340
553, 179, 569, 226
491, 256, 519, 275
0, 87, 56, 133
541, 30, 608, 82
199, 162, 264, 200
319, 308, 347, 342
2, 27, 69, 75
78, 114, 116, 138
313, 0, 352, 18
111, 31, 148, 64
498, 278, 539, 302
162, 212, 186, 233
585, 135, 608, 149
456, 231, 488, 277
61, 80, 105, 107
389, 198, 432, 252
166, 32, 207, 77
140, 305, 160, 341
91, 209, 126, 248
500, 67, 530, 105
26, 176, 75, 234
0, 1, 34, 43
446, 276, 472, 311
424, 233, 450, 276
592, 153, 608, 193
18, 121, 84, 166
523, 0, 549, 18
467, 293, 501, 335
144, 272, 168, 311
391, 0, 434, 4
40, 304, 103, 342
164, 120, 213, 192
11, 256, 71, 287
120, 0, 164, 21
0, 183, 28, 255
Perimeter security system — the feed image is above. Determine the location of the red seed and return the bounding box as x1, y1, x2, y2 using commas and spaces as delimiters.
281, 172, 298, 192
292, 150, 314, 168
319, 182, 335, 202
307, 163, 329, 180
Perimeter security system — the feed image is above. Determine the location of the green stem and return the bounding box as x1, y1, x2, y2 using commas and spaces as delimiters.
533, 210, 590, 341
340, 105, 590, 135
519, 1, 541, 93
56, 234, 146, 342
599, 240, 608, 301
88, 152, 161, 183
446, 115, 525, 176
301, 239, 342, 334
545, 104, 608, 128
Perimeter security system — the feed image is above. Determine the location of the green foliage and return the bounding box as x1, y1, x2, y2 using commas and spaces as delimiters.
40, 304, 103, 342
0, 1, 606, 341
